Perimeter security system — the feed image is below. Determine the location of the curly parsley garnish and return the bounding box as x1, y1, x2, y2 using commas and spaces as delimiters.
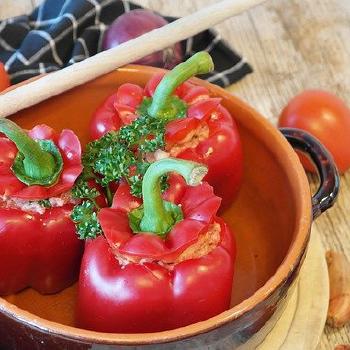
71, 177, 100, 200
71, 200, 102, 239
38, 199, 51, 208
71, 176, 102, 239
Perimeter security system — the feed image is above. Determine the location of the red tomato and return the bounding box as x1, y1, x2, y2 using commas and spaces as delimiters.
0, 63, 10, 92
278, 90, 350, 173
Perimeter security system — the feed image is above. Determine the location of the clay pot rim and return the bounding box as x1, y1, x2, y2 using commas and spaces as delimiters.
0, 65, 312, 345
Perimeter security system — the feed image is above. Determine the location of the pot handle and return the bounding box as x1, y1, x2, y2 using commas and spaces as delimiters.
280, 127, 340, 219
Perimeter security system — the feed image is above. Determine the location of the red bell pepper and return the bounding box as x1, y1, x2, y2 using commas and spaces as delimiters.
0, 119, 84, 295
90, 52, 243, 208
77, 158, 236, 333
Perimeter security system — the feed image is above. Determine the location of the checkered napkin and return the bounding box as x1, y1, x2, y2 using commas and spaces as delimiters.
0, 0, 252, 87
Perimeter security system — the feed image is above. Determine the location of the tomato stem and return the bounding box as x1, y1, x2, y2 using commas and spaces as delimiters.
0, 119, 63, 186
140, 158, 207, 235
147, 52, 214, 119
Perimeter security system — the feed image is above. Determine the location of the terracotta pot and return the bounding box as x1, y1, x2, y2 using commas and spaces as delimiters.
0, 66, 339, 350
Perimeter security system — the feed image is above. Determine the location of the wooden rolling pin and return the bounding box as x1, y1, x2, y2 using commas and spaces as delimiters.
0, 0, 265, 117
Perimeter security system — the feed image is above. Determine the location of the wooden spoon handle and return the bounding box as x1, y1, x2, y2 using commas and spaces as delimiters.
0, 0, 265, 118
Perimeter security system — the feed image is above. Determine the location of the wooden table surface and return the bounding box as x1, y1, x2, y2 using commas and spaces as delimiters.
1, 0, 349, 349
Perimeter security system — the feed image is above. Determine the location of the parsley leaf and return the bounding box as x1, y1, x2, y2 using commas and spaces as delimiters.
38, 199, 51, 208
119, 113, 165, 153
94, 142, 136, 187
71, 177, 99, 201
71, 177, 102, 239
71, 200, 102, 239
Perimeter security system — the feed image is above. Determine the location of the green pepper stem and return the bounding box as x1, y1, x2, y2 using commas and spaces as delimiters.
140, 158, 208, 234
147, 52, 214, 118
0, 118, 57, 182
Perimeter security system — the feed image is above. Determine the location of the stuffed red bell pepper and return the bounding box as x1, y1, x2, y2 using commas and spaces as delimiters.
0, 119, 84, 295
76, 158, 236, 333
89, 52, 243, 208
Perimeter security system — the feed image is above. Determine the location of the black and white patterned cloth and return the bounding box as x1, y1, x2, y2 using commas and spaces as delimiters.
0, 0, 252, 87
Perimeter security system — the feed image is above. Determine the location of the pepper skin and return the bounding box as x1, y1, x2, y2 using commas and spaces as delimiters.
0, 124, 83, 295
90, 58, 243, 208
76, 174, 236, 333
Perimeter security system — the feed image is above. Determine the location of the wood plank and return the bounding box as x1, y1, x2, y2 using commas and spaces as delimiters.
0, 0, 34, 20
32, 0, 43, 7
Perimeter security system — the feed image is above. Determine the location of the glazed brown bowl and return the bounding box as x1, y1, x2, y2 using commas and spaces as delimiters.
0, 66, 339, 350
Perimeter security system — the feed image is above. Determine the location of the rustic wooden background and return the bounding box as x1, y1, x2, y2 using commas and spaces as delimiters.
1, 0, 350, 349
